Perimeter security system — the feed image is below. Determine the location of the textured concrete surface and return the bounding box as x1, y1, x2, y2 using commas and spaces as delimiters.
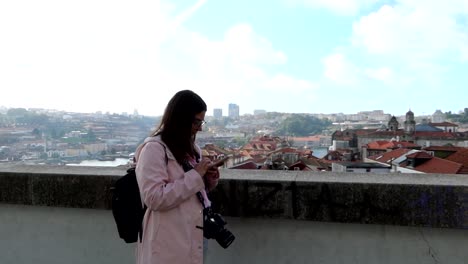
0, 164, 119, 209
1, 164, 467, 229
2, 204, 468, 264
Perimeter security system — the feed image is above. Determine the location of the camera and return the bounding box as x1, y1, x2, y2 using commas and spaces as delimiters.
203, 207, 235, 249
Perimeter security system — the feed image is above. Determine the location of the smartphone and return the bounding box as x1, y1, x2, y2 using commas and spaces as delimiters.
211, 156, 230, 167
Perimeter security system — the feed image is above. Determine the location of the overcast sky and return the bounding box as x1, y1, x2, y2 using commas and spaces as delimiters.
1, 0, 467, 117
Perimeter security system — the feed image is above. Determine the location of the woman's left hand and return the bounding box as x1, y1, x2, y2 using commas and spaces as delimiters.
204, 167, 220, 191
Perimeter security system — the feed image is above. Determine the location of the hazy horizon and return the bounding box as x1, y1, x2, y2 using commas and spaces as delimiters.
2, 104, 463, 118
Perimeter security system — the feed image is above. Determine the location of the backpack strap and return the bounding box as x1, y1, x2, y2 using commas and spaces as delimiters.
134, 137, 168, 165
137, 140, 168, 243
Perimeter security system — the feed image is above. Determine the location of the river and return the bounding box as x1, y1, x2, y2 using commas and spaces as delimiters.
66, 158, 130, 167
311, 147, 328, 158
65, 148, 327, 167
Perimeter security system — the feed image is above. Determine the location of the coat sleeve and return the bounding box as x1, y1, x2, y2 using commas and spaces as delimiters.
136, 142, 205, 211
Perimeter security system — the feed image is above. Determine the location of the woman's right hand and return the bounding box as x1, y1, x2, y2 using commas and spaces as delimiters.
193, 158, 213, 177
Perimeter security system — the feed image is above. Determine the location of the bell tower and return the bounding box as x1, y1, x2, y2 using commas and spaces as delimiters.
388, 116, 399, 132
404, 110, 416, 135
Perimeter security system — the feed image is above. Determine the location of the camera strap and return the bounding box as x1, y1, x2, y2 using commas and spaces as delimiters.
182, 160, 207, 209
196, 192, 206, 209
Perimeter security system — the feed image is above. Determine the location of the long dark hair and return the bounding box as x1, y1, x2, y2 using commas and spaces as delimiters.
151, 90, 207, 165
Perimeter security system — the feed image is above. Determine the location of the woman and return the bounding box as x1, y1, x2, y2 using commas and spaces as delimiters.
135, 90, 220, 264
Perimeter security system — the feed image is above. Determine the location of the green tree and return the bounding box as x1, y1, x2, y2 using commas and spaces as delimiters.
32, 128, 42, 139
213, 140, 227, 149
0, 113, 13, 125
461, 108, 468, 123
7, 108, 28, 117
0, 135, 19, 144
445, 108, 468, 123
50, 128, 58, 139
275, 114, 331, 136
86, 129, 97, 141
231, 137, 248, 147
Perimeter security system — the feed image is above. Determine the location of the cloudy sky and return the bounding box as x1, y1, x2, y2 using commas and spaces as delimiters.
1, 0, 467, 117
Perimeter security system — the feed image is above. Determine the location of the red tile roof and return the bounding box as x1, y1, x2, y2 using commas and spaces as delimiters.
445, 148, 468, 168
429, 122, 459, 127
406, 152, 433, 159
253, 156, 267, 163
366, 141, 389, 149
424, 146, 463, 151
366, 140, 419, 150
355, 129, 377, 135
290, 135, 322, 142
303, 157, 329, 170
457, 166, 468, 174
230, 161, 259, 170
404, 157, 462, 174
242, 143, 253, 150
414, 131, 459, 138
368, 130, 404, 137
366, 130, 467, 139
270, 147, 298, 154
368, 148, 412, 163
288, 161, 307, 171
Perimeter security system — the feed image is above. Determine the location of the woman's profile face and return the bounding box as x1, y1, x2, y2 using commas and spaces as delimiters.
192, 111, 206, 135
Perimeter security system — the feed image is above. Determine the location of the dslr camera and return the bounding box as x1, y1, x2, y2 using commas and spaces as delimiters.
203, 207, 235, 249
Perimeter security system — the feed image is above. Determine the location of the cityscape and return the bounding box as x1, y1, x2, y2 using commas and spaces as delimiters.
1, 104, 467, 175
2, 103, 467, 263
1, 0, 468, 262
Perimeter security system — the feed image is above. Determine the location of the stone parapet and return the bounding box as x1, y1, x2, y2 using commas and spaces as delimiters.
0, 164, 467, 229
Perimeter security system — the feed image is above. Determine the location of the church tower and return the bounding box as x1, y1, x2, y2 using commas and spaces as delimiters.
404, 110, 416, 135
432, 110, 445, 123
388, 116, 399, 132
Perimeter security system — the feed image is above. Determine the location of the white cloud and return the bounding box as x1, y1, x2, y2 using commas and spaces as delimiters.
172, 0, 207, 29
0, 0, 314, 115
363, 67, 393, 82
224, 24, 288, 66
320, 0, 468, 92
395, 0, 468, 15
263, 74, 317, 92
159, 24, 316, 113
322, 53, 359, 84
352, 2, 468, 61
287, 0, 379, 15
0, 0, 174, 114
175, 24, 287, 80
322, 53, 395, 85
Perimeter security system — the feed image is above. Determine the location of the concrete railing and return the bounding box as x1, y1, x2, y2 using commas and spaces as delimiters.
1, 164, 468, 264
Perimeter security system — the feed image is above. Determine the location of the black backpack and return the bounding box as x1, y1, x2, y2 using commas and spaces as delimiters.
111, 167, 146, 243
111, 141, 167, 243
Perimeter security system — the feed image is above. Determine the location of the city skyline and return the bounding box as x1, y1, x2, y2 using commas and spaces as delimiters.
1, 0, 467, 116
1, 103, 461, 119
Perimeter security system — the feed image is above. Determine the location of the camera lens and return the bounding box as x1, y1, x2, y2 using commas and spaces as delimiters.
215, 229, 235, 249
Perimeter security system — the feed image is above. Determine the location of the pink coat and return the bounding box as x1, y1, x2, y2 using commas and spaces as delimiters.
135, 136, 208, 264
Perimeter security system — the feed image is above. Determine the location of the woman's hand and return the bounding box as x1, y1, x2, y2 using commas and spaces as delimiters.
204, 166, 220, 191
193, 158, 212, 177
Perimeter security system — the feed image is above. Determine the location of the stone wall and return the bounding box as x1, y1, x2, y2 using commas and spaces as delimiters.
1, 164, 467, 229
1, 164, 468, 264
